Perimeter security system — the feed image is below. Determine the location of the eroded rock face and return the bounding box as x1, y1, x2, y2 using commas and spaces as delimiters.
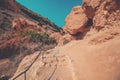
64, 0, 120, 37
12, 18, 38, 30
83, 0, 120, 30
82, 0, 101, 18
83, 0, 101, 9
93, 0, 120, 30
64, 6, 88, 35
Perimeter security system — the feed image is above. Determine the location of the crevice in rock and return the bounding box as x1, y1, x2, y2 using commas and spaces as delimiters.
72, 32, 84, 40
72, 32, 82, 36
86, 18, 93, 27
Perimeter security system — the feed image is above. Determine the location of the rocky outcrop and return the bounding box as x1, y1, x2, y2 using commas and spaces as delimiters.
83, 0, 101, 9
64, 0, 120, 36
93, 0, 120, 30
83, 0, 120, 30
63, 6, 88, 35
12, 18, 39, 30
82, 0, 101, 18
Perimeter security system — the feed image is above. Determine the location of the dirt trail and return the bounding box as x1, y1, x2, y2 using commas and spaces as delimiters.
66, 55, 78, 80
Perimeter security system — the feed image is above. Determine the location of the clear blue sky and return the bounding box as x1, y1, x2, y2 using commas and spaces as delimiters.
16, 0, 82, 27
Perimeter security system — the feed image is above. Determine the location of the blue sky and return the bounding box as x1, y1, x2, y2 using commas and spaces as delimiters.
16, 0, 82, 27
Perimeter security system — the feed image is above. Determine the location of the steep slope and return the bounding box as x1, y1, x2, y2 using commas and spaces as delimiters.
0, 0, 62, 79
0, 0, 60, 32
11, 0, 120, 80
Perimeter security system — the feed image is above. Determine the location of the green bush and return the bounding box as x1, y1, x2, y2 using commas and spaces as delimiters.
18, 31, 56, 44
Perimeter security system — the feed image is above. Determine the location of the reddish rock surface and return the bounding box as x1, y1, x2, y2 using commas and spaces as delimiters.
1, 0, 120, 80
93, 0, 120, 30
64, 0, 120, 37
0, 0, 20, 12
12, 18, 39, 30
0, 0, 61, 78
63, 6, 88, 35
50, 32, 64, 46
12, 0, 120, 80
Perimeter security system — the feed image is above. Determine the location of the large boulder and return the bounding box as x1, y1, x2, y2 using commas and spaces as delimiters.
63, 6, 88, 35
